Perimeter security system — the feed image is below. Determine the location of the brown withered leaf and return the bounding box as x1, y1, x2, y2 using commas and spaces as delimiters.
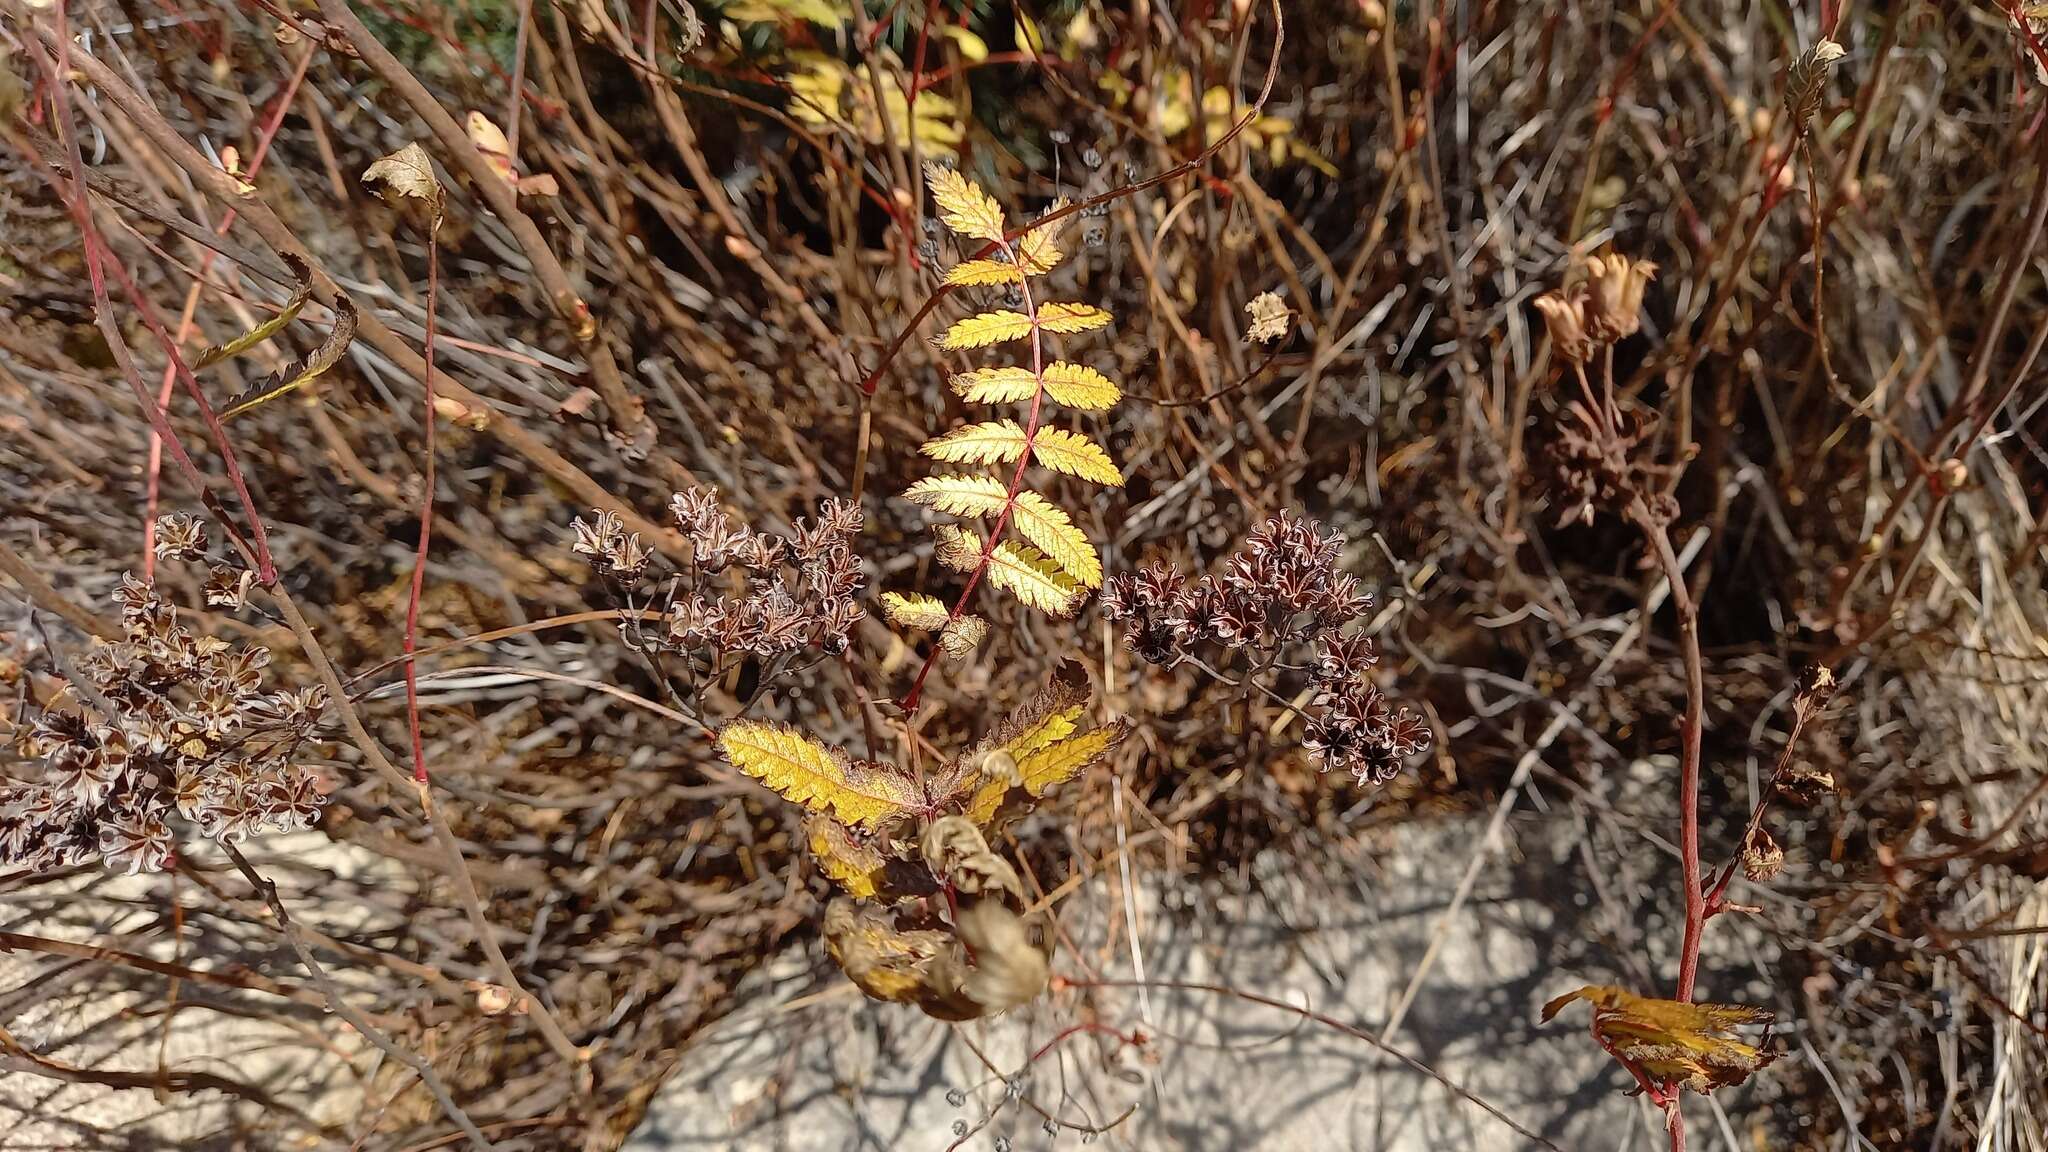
362, 142, 442, 210
823, 899, 948, 1006
1543, 985, 1776, 1094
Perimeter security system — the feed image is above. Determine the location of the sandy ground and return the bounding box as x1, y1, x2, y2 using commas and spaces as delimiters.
626, 815, 1754, 1152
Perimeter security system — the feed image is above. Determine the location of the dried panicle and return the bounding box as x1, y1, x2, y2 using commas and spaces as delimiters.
1104, 514, 1429, 785
579, 489, 867, 659
1776, 761, 1836, 806
0, 574, 327, 877
1552, 401, 1677, 527
1244, 291, 1292, 344
569, 509, 651, 581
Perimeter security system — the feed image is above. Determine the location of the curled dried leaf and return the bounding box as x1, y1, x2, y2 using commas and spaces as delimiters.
938, 615, 987, 660
1542, 984, 1776, 1095
361, 142, 442, 211
1245, 291, 1292, 344
1741, 826, 1785, 882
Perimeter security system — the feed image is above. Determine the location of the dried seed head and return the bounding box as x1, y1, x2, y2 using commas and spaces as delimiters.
1244, 291, 1293, 344
1795, 664, 1837, 717
1741, 826, 1785, 882
1583, 254, 1657, 342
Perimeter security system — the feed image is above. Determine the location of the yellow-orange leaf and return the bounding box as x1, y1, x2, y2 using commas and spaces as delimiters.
1036, 302, 1112, 334
904, 474, 1011, 517
921, 420, 1029, 465
1542, 985, 1777, 1095
924, 162, 1006, 243
880, 591, 951, 630
718, 721, 919, 829
987, 541, 1081, 616
1040, 362, 1120, 411
943, 259, 1023, 288
1016, 721, 1125, 796
1032, 428, 1123, 486
1009, 491, 1101, 587
938, 310, 1034, 350
1007, 705, 1081, 760
952, 366, 1039, 404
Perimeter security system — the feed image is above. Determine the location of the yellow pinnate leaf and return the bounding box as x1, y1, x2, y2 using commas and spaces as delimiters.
1542, 985, 1777, 1095
921, 419, 1029, 466
987, 541, 1081, 616
1036, 301, 1112, 334
1040, 362, 1120, 410
1032, 428, 1123, 486
880, 591, 951, 630
807, 817, 885, 899
904, 474, 1011, 517
718, 721, 918, 829
952, 366, 1039, 404
938, 310, 1034, 350
943, 259, 1024, 288
1009, 491, 1101, 587
1016, 721, 1125, 796
924, 162, 1006, 243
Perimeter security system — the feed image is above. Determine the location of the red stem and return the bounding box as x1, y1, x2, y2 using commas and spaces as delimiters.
403, 221, 444, 784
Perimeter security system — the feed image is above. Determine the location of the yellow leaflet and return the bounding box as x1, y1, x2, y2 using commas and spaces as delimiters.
1007, 706, 1081, 759
987, 540, 1080, 616
952, 366, 1039, 404
195, 257, 312, 370
921, 419, 1029, 465
938, 310, 1034, 350
924, 162, 1006, 243
1008, 491, 1101, 587
1016, 721, 1125, 795
880, 591, 950, 630
718, 721, 919, 829
1541, 985, 1776, 1095
221, 296, 359, 420
1036, 301, 1112, 334
1031, 428, 1123, 486
943, 259, 1024, 288
1040, 362, 1119, 410
1017, 200, 1069, 275
963, 776, 1008, 827
904, 474, 1011, 517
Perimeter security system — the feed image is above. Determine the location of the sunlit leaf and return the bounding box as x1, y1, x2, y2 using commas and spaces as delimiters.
1009, 491, 1100, 587
220, 296, 358, 419
938, 310, 1034, 350
1039, 362, 1119, 410
986, 540, 1080, 616
952, 365, 1040, 404
1035, 301, 1112, 334
807, 816, 886, 899
904, 474, 1011, 517
925, 162, 1006, 243
1015, 720, 1125, 796
880, 590, 951, 630
1031, 427, 1122, 486
921, 419, 1029, 465
943, 258, 1024, 287
718, 721, 919, 829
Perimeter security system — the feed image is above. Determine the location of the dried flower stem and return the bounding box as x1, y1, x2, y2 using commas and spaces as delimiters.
404, 212, 446, 785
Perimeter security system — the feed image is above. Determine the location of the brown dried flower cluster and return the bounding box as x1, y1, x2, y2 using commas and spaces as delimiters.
571, 488, 866, 659
1102, 513, 1431, 785
1, 546, 327, 876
